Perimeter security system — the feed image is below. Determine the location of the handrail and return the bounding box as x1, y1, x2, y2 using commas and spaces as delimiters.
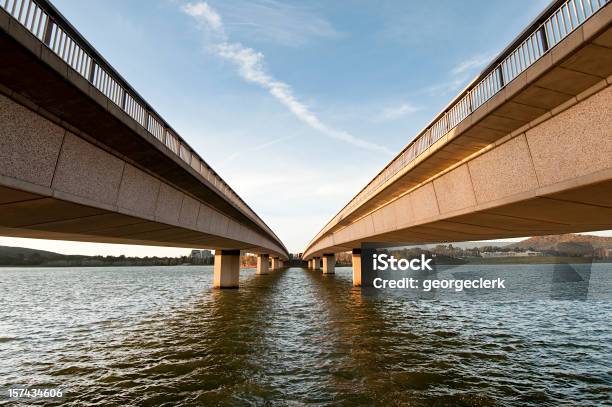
1, 0, 286, 251
306, 0, 609, 252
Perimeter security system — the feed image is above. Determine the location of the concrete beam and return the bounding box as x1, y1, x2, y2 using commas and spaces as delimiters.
0, 15, 288, 259
352, 248, 362, 287
0, 93, 288, 258
256, 254, 269, 275
304, 81, 612, 258
304, 15, 612, 254
322, 253, 335, 275
213, 249, 240, 289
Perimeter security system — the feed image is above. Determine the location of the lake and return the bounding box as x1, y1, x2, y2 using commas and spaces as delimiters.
0, 265, 610, 406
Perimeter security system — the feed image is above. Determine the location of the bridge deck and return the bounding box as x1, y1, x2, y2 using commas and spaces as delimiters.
305, 2, 612, 259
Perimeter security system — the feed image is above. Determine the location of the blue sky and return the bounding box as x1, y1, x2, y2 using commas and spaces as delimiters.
5, 0, 596, 256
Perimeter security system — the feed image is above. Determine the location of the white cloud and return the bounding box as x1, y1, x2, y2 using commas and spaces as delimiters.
424, 53, 493, 97
211, 0, 340, 47
222, 134, 295, 164
0, 237, 190, 257
182, 2, 224, 35
183, 2, 394, 155
451, 53, 492, 76
375, 103, 419, 122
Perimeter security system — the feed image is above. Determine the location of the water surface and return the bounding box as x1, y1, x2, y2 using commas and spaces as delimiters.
1, 266, 610, 406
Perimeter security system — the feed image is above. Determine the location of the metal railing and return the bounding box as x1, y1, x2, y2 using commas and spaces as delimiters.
1, 0, 284, 247
312, 0, 609, 242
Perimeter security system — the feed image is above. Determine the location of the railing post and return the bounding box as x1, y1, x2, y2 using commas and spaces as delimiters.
121, 88, 127, 110
539, 26, 549, 53
42, 17, 54, 46
88, 61, 96, 83
497, 66, 505, 87
143, 110, 149, 130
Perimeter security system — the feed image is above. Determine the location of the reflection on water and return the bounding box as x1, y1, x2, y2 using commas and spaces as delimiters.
0, 266, 611, 406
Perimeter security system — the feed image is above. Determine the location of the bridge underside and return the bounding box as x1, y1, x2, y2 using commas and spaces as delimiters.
0, 10, 287, 258
305, 8, 612, 259
0, 185, 271, 251
0, 93, 284, 255
305, 81, 612, 258
308, 178, 612, 257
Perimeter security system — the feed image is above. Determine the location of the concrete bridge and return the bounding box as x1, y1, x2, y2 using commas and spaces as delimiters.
0, 0, 289, 287
304, 0, 612, 285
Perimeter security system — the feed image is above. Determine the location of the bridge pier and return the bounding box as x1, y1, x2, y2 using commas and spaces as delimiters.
271, 257, 280, 271
308, 259, 313, 269
313, 257, 320, 271
352, 248, 361, 287
256, 254, 269, 275
322, 253, 335, 275
213, 250, 240, 289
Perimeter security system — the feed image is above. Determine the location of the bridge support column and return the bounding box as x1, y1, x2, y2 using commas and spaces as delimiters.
313, 257, 320, 271
214, 249, 240, 289
271, 257, 280, 270
322, 253, 335, 275
352, 248, 361, 287
308, 259, 313, 269
256, 254, 269, 275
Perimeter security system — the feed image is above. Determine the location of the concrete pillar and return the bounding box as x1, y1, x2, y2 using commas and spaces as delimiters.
256, 254, 269, 275
313, 257, 320, 270
213, 249, 240, 288
271, 257, 280, 270
352, 248, 361, 287
308, 259, 313, 269
322, 253, 335, 275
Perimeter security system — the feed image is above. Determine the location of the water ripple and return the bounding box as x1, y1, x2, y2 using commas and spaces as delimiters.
0, 266, 610, 406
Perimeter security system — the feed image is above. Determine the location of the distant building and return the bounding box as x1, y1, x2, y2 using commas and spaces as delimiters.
481, 250, 543, 258
190, 250, 213, 260
594, 247, 612, 259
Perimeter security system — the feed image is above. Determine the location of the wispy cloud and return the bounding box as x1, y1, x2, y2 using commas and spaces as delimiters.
222, 134, 295, 164
374, 103, 419, 122
183, 2, 224, 34
425, 53, 493, 97
182, 2, 394, 155
451, 53, 492, 76
218, 0, 341, 47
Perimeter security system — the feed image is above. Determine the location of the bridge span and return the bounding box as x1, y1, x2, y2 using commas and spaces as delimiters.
0, 0, 289, 287
303, 0, 612, 285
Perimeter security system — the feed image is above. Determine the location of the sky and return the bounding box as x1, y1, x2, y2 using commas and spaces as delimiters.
3, 0, 608, 256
